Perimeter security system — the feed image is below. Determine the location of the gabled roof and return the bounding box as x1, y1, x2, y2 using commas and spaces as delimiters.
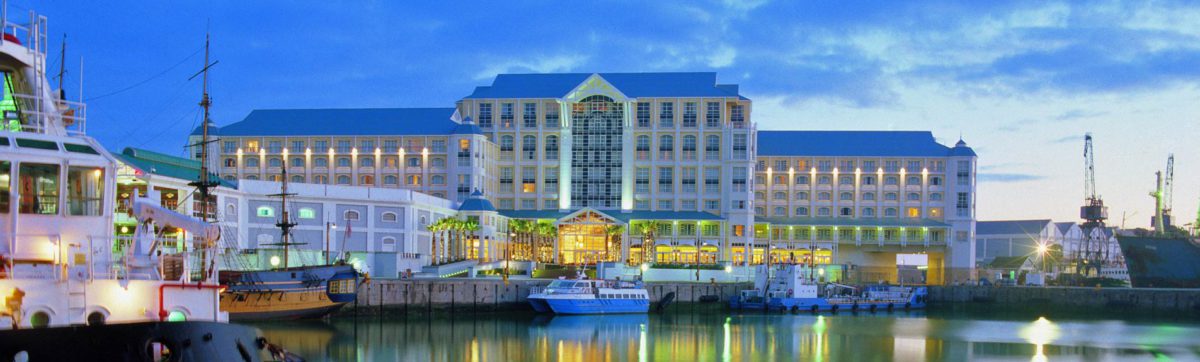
464, 72, 745, 99
755, 217, 950, 228
114, 147, 237, 188
756, 131, 955, 157
987, 255, 1031, 269
1053, 222, 1077, 235
215, 108, 458, 137
976, 219, 1053, 235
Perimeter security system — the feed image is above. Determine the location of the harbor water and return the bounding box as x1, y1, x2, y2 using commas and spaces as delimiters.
249, 304, 1200, 361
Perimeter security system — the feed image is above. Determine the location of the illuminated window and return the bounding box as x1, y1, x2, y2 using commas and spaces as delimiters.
18, 163, 59, 215
298, 208, 316, 219
67, 167, 104, 216
907, 207, 921, 218
256, 206, 274, 217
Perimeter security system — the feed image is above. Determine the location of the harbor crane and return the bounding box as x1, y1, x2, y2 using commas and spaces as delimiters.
1077, 133, 1110, 277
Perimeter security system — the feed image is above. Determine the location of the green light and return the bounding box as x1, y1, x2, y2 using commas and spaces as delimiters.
166, 310, 187, 322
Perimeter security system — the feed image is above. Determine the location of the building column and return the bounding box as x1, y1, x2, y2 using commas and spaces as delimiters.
558, 101, 571, 211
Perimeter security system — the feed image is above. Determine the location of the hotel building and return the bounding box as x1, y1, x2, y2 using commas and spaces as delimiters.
189, 72, 978, 283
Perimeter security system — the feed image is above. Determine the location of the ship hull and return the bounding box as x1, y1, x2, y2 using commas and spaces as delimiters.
0, 321, 270, 361
220, 264, 359, 321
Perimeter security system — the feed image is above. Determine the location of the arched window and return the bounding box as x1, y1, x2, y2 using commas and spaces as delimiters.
840, 207, 853, 217
382, 236, 397, 251
907, 176, 921, 185
500, 135, 514, 152
291, 175, 304, 183
796, 192, 809, 200
298, 207, 316, 219
246, 158, 259, 167
431, 157, 445, 168
658, 135, 674, 160
336, 175, 351, 185
930, 176, 942, 186
360, 175, 374, 185
705, 135, 720, 159
246, 175, 260, 180
907, 192, 921, 201
226, 204, 237, 217
383, 175, 398, 185
862, 192, 876, 201
682, 135, 697, 160
545, 135, 559, 160
636, 135, 650, 160
344, 210, 360, 221
431, 175, 445, 185
381, 212, 398, 222
268, 158, 282, 167
314, 157, 328, 167
256, 206, 274, 217
522, 135, 537, 160
863, 207, 875, 217
224, 158, 236, 167
930, 193, 943, 201
795, 175, 809, 185
796, 207, 809, 216
818, 192, 831, 201
840, 192, 854, 201
314, 175, 328, 184
773, 191, 786, 200
839, 176, 853, 185
291, 157, 304, 167
885, 208, 898, 217
818, 207, 831, 217
773, 206, 785, 215
755, 192, 765, 200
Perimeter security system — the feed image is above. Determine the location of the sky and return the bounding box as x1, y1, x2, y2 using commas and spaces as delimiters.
27, 1, 1200, 229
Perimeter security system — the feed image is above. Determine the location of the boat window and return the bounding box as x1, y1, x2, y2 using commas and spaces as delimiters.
15, 138, 57, 151
63, 143, 99, 155
0, 161, 8, 213
548, 280, 570, 288
1, 71, 25, 132
18, 163, 58, 214
67, 167, 104, 216
574, 282, 589, 288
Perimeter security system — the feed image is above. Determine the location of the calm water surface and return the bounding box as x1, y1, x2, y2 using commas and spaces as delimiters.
250, 305, 1200, 361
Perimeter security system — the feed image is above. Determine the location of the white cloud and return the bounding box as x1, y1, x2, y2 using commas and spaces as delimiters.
474, 54, 588, 80
707, 45, 737, 68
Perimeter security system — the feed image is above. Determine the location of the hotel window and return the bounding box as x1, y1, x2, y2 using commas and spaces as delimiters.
520, 199, 536, 209
754, 192, 765, 200
360, 140, 375, 151
885, 176, 898, 185
862, 192, 876, 201
245, 140, 260, 153
795, 175, 809, 185
956, 192, 970, 216
795, 207, 809, 216
818, 192, 831, 201
297, 207, 316, 219
545, 169, 558, 192
314, 157, 328, 167
500, 135, 514, 153
773, 206, 785, 216
344, 210, 361, 221
704, 167, 720, 193
885, 208, 898, 217
636, 199, 650, 209
291, 157, 304, 167
224, 158, 236, 167
432, 175, 446, 185
384, 175, 398, 185
862, 176, 875, 185
360, 158, 374, 167
523, 103, 538, 128
818, 176, 831, 185
929, 207, 943, 218
500, 167, 513, 186
957, 161, 971, 184
383, 140, 398, 153
267, 141, 282, 153
635, 168, 650, 193
884, 161, 900, 172
500, 103, 514, 127
545, 135, 559, 160
246, 158, 259, 167
336, 175, 351, 185
756, 161, 766, 172
907, 192, 920, 201
636, 102, 651, 128
659, 102, 674, 127
732, 134, 747, 159
839, 176, 853, 185
360, 175, 374, 185
658, 135, 674, 160
956, 231, 969, 242
337, 157, 351, 167
336, 140, 351, 153
730, 104, 745, 125
930, 193, 942, 201
773, 175, 786, 184
682, 168, 697, 193
314, 175, 328, 184
681, 199, 697, 210
682, 136, 697, 160
256, 206, 274, 218
907, 207, 921, 218
907, 176, 921, 185
246, 175, 259, 180
755, 176, 765, 185
796, 192, 809, 200
545, 108, 559, 128
522, 167, 536, 193
657, 167, 673, 193
839, 192, 853, 201
885, 192, 898, 201
705, 135, 720, 160
839, 160, 855, 170
478, 103, 493, 128
840, 207, 853, 217
705, 102, 721, 127
817, 160, 833, 172
268, 158, 282, 167
734, 200, 746, 210
732, 167, 747, 192
863, 160, 876, 170
658, 200, 674, 210
545, 199, 558, 209
431, 140, 446, 153
930, 176, 942, 186
863, 207, 875, 217
931, 160, 945, 172
636, 135, 650, 160
732, 224, 746, 237
314, 140, 328, 151
907, 161, 922, 171
682, 102, 697, 127
817, 207, 831, 217
773, 191, 786, 200
522, 135, 537, 160
774, 160, 788, 170
222, 141, 236, 153
407, 175, 421, 185
704, 200, 719, 211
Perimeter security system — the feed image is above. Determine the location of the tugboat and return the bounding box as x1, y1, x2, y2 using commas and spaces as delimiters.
729, 265, 928, 312
529, 273, 650, 315
217, 168, 360, 321
0, 5, 291, 360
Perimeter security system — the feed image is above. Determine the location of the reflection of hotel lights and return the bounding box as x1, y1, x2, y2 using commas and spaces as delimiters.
1020, 317, 1059, 362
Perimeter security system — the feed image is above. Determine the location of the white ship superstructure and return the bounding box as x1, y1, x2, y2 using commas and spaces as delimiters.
0, 5, 223, 329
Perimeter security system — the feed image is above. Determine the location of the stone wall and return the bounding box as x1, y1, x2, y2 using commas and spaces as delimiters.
348, 279, 750, 315
930, 286, 1200, 312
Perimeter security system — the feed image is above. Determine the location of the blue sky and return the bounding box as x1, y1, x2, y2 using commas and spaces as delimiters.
31, 1, 1200, 228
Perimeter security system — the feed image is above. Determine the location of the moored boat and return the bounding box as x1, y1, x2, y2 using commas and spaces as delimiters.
729, 265, 928, 312
529, 277, 650, 315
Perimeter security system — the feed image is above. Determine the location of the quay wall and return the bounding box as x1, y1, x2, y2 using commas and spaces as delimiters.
349, 279, 750, 314
929, 286, 1200, 312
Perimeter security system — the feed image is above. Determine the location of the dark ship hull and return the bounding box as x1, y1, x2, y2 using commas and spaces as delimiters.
220, 264, 360, 321
0, 321, 277, 362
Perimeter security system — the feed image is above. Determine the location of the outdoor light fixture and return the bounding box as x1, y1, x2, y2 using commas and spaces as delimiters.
269, 255, 281, 267
641, 263, 649, 272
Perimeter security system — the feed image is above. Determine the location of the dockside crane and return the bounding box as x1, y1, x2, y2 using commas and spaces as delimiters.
1079, 133, 1109, 277
1151, 154, 1174, 235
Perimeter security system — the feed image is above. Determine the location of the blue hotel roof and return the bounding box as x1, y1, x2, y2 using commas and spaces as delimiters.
212, 108, 459, 136
465, 72, 745, 99
756, 131, 968, 157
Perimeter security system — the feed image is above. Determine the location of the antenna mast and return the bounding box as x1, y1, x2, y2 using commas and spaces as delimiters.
56, 34, 65, 99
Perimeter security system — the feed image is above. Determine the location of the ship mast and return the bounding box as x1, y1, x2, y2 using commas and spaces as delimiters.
268, 168, 301, 269
187, 34, 220, 275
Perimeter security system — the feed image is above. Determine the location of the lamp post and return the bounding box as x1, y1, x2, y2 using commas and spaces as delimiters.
325, 222, 337, 264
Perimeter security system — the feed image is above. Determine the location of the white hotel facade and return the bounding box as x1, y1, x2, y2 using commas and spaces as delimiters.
187, 72, 978, 283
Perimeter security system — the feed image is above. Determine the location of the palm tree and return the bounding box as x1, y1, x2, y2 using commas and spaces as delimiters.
429, 218, 441, 265
537, 221, 556, 264
639, 221, 662, 265
605, 225, 625, 263
463, 220, 480, 260
510, 219, 532, 261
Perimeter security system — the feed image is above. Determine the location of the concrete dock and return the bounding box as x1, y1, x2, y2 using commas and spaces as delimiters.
928, 285, 1200, 312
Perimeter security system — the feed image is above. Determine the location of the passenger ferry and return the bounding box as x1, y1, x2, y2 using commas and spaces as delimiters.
730, 265, 928, 312
529, 276, 650, 315
0, 4, 289, 360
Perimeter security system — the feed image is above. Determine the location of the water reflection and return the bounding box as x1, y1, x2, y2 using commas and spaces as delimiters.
249, 309, 1200, 362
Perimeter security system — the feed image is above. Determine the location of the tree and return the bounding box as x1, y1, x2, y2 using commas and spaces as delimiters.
463, 220, 480, 260
605, 225, 625, 263
639, 220, 662, 265
537, 221, 556, 264
510, 219, 532, 261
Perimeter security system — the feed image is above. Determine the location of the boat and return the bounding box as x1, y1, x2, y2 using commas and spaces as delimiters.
217, 168, 361, 321
528, 275, 650, 315
0, 5, 291, 360
729, 265, 928, 312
